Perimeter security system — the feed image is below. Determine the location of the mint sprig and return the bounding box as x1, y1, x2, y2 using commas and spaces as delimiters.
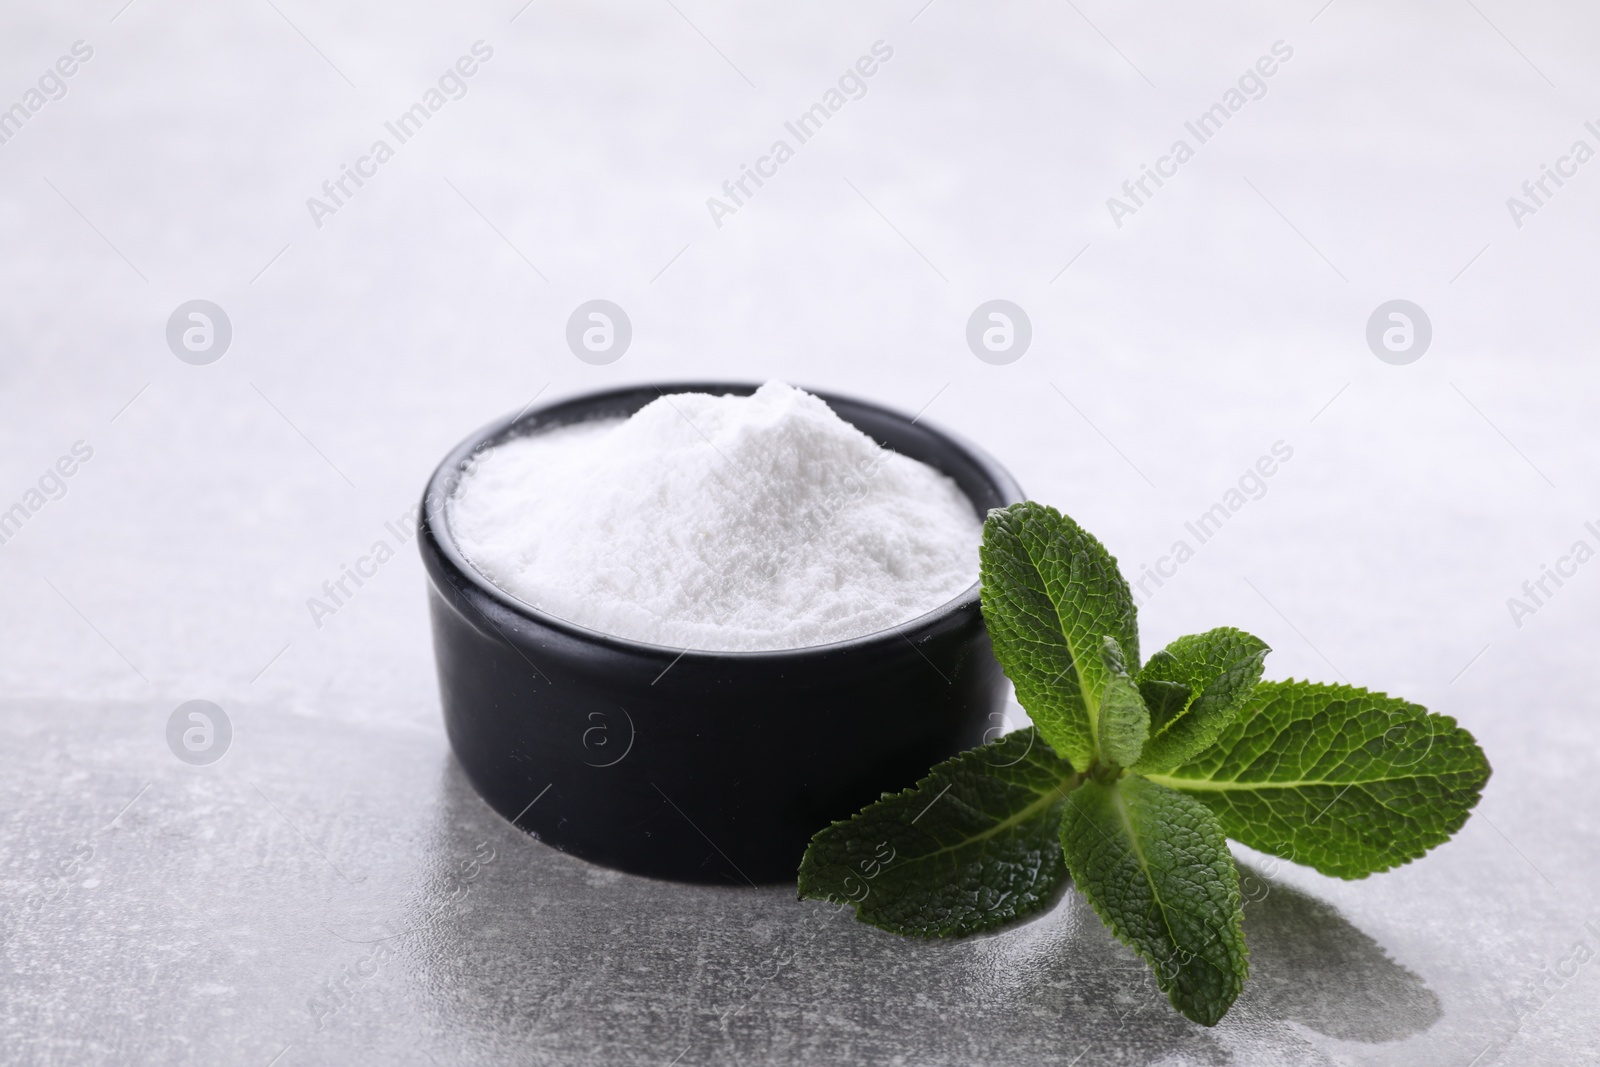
799, 501, 1491, 1026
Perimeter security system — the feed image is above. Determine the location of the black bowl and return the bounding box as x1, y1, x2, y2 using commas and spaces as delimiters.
418, 382, 1023, 884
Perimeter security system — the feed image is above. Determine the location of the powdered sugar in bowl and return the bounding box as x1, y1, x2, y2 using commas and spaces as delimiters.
418, 382, 1022, 883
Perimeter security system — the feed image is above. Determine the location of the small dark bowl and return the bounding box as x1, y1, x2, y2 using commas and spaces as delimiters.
418, 383, 1022, 884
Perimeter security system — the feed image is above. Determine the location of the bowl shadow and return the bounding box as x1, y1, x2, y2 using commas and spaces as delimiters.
395, 761, 1442, 1064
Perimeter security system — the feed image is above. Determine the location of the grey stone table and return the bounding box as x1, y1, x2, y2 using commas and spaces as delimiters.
3, 0, 1599, 1063
2, 685, 1595, 1066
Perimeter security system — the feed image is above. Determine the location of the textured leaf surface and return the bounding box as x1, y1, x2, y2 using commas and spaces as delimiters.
1096, 636, 1149, 768
798, 730, 1078, 937
1139, 678, 1192, 730
1060, 776, 1248, 1026
979, 502, 1139, 768
1147, 680, 1491, 879
1134, 628, 1270, 773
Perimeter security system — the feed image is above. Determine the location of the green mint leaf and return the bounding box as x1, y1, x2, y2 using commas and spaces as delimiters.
1146, 680, 1492, 879
1059, 775, 1248, 1026
979, 502, 1139, 768
1096, 636, 1149, 767
798, 729, 1079, 937
1133, 627, 1270, 773
1139, 678, 1192, 727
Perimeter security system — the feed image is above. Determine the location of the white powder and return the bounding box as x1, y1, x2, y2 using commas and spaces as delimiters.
447, 382, 983, 651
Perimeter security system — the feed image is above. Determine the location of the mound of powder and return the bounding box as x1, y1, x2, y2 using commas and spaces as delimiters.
446, 382, 983, 651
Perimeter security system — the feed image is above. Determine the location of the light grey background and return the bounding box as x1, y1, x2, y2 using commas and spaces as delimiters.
1, 0, 1596, 1064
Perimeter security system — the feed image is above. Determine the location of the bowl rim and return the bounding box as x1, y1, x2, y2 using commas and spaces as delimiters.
421, 381, 1023, 663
